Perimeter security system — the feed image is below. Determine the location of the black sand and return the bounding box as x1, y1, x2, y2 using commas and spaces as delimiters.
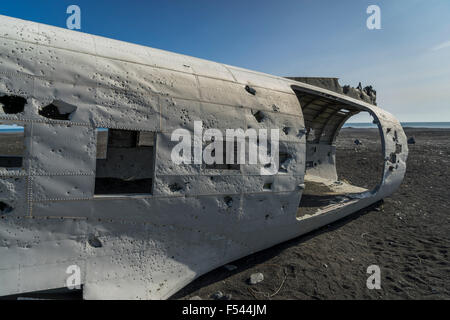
174, 128, 450, 300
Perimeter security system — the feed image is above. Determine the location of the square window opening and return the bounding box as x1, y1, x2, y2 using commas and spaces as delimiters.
0, 122, 24, 169
95, 128, 155, 195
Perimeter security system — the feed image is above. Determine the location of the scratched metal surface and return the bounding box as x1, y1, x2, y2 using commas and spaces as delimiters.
0, 15, 407, 299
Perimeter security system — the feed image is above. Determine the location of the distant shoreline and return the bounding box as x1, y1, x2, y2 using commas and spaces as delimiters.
0, 129, 24, 133
0, 122, 449, 132
344, 122, 450, 129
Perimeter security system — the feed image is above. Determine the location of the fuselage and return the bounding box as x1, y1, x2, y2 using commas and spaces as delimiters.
0, 15, 407, 299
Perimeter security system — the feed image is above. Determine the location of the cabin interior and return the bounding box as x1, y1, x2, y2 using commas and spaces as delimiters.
291, 87, 384, 219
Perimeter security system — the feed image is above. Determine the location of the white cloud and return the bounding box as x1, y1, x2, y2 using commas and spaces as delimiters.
432, 40, 450, 51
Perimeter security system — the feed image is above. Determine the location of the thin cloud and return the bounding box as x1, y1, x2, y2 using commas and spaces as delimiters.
432, 40, 450, 51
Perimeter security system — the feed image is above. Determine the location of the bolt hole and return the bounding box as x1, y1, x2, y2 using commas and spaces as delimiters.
252, 110, 265, 123
263, 183, 273, 190
245, 85, 256, 95
224, 196, 233, 208
88, 235, 102, 248
0, 201, 13, 214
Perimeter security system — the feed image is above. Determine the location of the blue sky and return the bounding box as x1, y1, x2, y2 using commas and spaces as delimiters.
0, 0, 449, 122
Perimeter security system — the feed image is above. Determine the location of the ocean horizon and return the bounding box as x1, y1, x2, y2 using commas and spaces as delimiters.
0, 122, 449, 132
344, 122, 450, 129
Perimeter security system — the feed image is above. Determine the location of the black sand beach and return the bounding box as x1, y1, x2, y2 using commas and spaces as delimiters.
174, 128, 450, 300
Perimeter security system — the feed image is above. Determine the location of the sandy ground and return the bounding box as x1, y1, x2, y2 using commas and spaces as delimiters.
173, 128, 450, 300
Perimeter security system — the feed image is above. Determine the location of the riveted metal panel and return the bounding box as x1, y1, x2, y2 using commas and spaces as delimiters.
30, 123, 96, 175
32, 174, 94, 201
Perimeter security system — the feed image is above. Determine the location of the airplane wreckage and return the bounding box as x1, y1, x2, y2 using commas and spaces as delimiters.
0, 15, 407, 299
